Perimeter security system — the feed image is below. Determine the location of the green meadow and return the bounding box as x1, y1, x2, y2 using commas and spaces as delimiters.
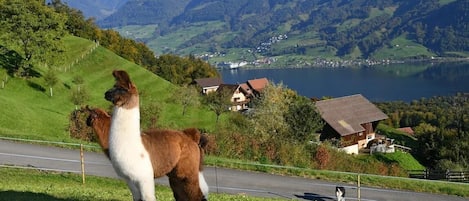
0, 35, 219, 143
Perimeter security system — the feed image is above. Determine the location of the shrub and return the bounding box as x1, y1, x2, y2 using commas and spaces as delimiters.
69, 107, 96, 142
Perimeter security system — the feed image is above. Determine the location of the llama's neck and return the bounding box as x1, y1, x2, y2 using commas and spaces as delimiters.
110, 106, 141, 140
93, 119, 110, 149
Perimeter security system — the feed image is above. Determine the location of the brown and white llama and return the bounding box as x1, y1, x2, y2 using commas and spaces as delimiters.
103, 70, 208, 201
85, 107, 209, 200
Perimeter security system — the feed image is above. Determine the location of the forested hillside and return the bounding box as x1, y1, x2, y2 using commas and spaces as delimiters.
93, 0, 468, 61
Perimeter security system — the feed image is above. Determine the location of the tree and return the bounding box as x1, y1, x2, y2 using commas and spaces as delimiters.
169, 85, 200, 116
284, 96, 324, 142
248, 82, 296, 142
0, 0, 66, 77
140, 101, 161, 129
72, 75, 84, 92
203, 88, 232, 123
70, 86, 89, 110
43, 69, 58, 97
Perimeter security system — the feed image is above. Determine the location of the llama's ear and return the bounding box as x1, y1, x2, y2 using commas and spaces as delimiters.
112, 70, 132, 89
91, 111, 98, 118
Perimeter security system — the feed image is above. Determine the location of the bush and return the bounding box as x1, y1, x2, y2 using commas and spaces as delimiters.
69, 107, 96, 142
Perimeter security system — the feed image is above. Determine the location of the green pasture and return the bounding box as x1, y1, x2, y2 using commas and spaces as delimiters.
0, 35, 219, 142
372, 35, 436, 60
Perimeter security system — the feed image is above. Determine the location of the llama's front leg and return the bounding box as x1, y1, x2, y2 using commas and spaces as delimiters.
136, 177, 156, 201
125, 179, 142, 201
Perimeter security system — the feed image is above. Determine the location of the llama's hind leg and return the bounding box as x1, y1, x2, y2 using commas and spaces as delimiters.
169, 175, 206, 201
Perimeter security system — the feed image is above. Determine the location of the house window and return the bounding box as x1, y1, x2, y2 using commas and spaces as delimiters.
358, 132, 363, 136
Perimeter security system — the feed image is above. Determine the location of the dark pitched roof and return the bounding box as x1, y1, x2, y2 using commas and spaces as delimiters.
315, 94, 388, 136
239, 83, 253, 96
217, 84, 239, 93
194, 77, 223, 87
247, 78, 268, 92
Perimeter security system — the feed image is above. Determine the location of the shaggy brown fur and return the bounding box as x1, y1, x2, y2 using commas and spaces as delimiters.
85, 107, 111, 158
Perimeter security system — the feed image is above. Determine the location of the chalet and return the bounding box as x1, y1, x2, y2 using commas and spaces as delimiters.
315, 94, 388, 154
194, 77, 223, 94
217, 84, 250, 111
246, 78, 269, 97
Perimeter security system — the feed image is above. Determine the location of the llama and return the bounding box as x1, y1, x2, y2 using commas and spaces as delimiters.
85, 107, 209, 200
104, 70, 155, 201
85, 106, 110, 158
103, 70, 208, 201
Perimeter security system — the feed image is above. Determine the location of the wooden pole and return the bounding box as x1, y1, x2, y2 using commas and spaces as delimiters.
80, 144, 85, 184
357, 174, 361, 201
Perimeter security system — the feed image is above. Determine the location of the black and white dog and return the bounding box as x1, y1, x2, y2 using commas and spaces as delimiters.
336, 186, 346, 201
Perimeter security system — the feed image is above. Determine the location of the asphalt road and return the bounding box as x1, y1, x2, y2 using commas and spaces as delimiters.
0, 140, 467, 201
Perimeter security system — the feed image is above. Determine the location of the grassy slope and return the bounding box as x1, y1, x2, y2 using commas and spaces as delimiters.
0, 35, 218, 143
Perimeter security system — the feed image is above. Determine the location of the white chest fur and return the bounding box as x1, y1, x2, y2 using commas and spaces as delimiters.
109, 106, 153, 179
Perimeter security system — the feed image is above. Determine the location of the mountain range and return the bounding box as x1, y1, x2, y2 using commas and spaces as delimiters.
61, 0, 469, 65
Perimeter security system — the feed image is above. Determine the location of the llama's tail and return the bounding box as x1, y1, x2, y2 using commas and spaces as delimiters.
198, 134, 209, 199
182, 128, 209, 199
199, 171, 209, 200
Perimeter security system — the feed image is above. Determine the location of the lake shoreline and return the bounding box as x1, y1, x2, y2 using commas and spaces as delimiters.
220, 62, 469, 103
219, 57, 469, 71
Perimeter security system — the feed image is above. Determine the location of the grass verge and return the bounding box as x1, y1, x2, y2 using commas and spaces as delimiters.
0, 167, 280, 201
205, 156, 469, 197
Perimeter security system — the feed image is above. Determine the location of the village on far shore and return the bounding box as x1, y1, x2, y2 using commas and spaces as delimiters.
195, 77, 413, 155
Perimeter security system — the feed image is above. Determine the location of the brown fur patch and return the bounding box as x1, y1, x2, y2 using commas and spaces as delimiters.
85, 107, 111, 158
182, 128, 201, 143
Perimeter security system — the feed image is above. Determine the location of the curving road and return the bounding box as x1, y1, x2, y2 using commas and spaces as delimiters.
0, 140, 467, 201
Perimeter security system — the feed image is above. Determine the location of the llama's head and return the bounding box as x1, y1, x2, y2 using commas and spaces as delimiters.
104, 70, 139, 108
85, 106, 110, 127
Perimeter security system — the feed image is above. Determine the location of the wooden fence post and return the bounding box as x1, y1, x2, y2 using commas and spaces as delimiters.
357, 174, 361, 201
80, 144, 85, 184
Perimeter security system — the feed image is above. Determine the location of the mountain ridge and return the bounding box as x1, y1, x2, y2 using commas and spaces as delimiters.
73, 0, 469, 63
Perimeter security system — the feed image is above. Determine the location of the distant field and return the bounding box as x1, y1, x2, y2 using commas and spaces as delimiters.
113, 24, 158, 40
145, 21, 226, 55
373, 34, 436, 59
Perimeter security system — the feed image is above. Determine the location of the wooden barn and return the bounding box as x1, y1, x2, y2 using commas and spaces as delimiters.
315, 94, 388, 154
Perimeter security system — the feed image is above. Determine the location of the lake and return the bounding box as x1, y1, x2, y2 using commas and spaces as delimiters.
219, 62, 469, 102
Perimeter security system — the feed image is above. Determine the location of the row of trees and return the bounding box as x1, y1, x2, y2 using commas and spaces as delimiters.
377, 93, 469, 170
